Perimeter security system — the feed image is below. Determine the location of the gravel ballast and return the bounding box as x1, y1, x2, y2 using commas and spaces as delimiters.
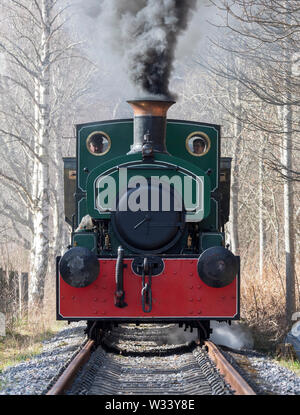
0, 322, 299, 395
0, 322, 87, 395
246, 352, 300, 395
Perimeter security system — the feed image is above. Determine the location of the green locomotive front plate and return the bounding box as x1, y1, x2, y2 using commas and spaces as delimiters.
76, 119, 219, 191
86, 154, 211, 223
77, 120, 133, 192
75, 118, 220, 233
166, 120, 220, 193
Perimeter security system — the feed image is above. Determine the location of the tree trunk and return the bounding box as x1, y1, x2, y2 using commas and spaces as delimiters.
281, 1, 296, 326
259, 144, 265, 279
281, 101, 296, 325
51, 125, 65, 258
229, 87, 242, 256
28, 0, 51, 307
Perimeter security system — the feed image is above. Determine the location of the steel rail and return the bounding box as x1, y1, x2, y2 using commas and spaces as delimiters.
46, 335, 255, 395
204, 341, 256, 395
46, 339, 95, 395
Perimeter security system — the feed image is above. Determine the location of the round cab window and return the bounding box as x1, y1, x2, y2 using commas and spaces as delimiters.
186, 132, 210, 157
86, 132, 111, 156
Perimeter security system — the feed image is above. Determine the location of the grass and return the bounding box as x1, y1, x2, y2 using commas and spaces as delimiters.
274, 358, 300, 376
0, 317, 66, 372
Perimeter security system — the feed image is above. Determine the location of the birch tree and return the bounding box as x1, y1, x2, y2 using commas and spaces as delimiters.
208, 0, 299, 324
0, 0, 85, 307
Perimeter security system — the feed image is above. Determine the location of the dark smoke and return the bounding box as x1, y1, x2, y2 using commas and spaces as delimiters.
79, 0, 197, 99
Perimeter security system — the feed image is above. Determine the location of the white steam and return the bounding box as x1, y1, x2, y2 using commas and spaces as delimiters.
72, 0, 199, 99
210, 321, 254, 350
164, 326, 198, 345
158, 322, 253, 350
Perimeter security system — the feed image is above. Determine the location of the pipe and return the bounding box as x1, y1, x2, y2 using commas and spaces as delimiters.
127, 99, 175, 154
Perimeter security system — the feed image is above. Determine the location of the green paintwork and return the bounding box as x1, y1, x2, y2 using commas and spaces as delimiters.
77, 120, 133, 192
201, 232, 224, 251
85, 154, 211, 222
73, 232, 97, 253
76, 119, 219, 191
166, 120, 219, 192
74, 118, 221, 254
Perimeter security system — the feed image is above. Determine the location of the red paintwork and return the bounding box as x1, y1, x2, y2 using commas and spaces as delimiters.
58, 259, 238, 319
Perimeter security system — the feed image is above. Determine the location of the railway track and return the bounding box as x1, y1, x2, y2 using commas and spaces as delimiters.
46, 324, 255, 395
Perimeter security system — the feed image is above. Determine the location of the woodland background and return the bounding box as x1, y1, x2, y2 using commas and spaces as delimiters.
0, 0, 299, 349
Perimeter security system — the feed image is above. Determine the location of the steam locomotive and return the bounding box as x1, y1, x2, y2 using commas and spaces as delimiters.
57, 98, 240, 341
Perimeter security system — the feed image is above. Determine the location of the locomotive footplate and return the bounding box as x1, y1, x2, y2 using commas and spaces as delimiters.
57, 257, 239, 320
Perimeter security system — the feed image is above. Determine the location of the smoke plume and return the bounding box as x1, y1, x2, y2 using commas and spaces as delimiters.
77, 0, 197, 99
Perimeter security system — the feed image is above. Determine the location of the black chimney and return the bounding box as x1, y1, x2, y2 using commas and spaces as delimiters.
127, 99, 175, 155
